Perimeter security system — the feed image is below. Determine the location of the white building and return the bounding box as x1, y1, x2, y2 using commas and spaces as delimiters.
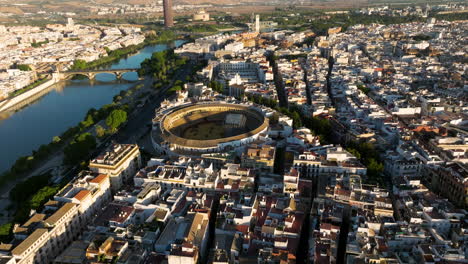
89, 144, 141, 192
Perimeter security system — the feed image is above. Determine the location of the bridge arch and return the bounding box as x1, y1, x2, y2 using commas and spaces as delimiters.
58, 68, 140, 81
68, 73, 92, 80
117, 71, 140, 81
92, 72, 119, 81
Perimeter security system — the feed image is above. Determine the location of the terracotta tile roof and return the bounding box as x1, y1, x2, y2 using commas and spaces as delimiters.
235, 225, 249, 234
93, 203, 135, 227
73, 190, 91, 201
89, 174, 108, 184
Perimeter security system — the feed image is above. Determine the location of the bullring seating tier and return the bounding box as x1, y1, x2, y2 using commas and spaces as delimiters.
159, 103, 268, 149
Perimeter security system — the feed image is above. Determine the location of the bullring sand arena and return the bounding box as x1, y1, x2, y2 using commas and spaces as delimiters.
156, 102, 269, 154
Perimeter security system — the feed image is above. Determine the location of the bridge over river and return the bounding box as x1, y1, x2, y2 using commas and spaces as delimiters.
53, 68, 140, 80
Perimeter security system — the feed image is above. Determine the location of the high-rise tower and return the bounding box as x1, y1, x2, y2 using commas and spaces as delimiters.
255, 14, 260, 33
163, 0, 174, 27
67, 17, 74, 30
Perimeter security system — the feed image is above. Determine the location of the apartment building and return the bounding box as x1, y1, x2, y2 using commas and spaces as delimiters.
4, 173, 111, 264
89, 144, 141, 192
241, 144, 276, 173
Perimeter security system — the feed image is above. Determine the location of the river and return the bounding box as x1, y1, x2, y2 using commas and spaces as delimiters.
0, 40, 186, 173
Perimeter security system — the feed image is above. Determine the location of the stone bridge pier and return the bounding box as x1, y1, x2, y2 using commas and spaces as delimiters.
115, 72, 124, 80
87, 72, 96, 80
84, 72, 125, 80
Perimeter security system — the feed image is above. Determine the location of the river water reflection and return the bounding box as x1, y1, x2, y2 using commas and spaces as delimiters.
0, 40, 186, 173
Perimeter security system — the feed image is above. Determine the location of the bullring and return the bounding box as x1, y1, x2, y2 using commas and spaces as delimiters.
154, 102, 269, 155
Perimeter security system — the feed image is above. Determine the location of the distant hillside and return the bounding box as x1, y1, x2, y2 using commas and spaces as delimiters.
176, 0, 263, 3
0, 7, 24, 15
93, 0, 274, 4
4, 0, 358, 5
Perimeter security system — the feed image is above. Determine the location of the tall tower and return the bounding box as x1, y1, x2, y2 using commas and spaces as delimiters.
255, 14, 260, 33
67, 17, 74, 30
163, 0, 174, 27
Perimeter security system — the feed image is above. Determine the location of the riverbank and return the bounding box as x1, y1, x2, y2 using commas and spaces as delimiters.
72, 34, 189, 71
0, 78, 57, 113
0, 54, 192, 228
0, 52, 193, 237
0, 77, 141, 182
9, 77, 48, 97
0, 77, 146, 225
3, 33, 189, 104
0, 41, 157, 113
0, 75, 155, 241
0, 41, 186, 175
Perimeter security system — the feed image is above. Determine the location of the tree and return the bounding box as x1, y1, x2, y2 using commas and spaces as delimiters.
209, 81, 224, 94
367, 158, 384, 180
29, 186, 60, 209
347, 148, 361, 160
269, 113, 280, 124
64, 133, 96, 165
52, 136, 61, 143
61, 126, 80, 140
167, 85, 183, 95
0, 223, 13, 243
17, 64, 31, 71
35, 144, 52, 159
71, 59, 88, 70
106, 109, 127, 131
11, 156, 34, 174
357, 84, 370, 95
9, 173, 50, 202
81, 114, 94, 128
140, 49, 180, 80
97, 104, 116, 120
113, 95, 123, 103
95, 125, 106, 138
291, 111, 302, 129
413, 34, 432, 41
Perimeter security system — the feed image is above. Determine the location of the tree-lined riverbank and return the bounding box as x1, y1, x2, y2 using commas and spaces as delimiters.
0, 41, 186, 179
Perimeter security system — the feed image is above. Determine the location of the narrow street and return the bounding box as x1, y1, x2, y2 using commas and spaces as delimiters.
336, 205, 351, 263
